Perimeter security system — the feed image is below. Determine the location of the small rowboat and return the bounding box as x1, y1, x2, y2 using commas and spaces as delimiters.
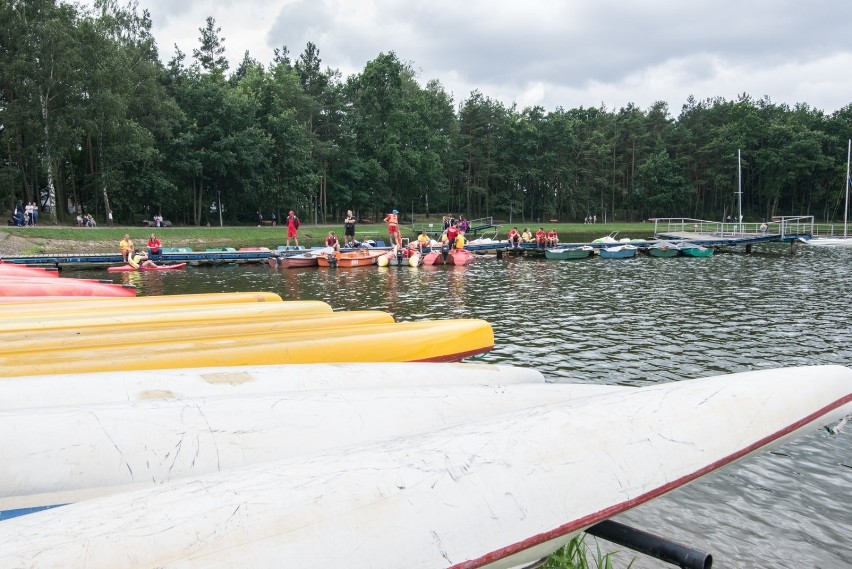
317, 249, 384, 268
107, 263, 187, 273
268, 248, 333, 269
680, 245, 714, 257
599, 244, 638, 259
647, 242, 680, 258
544, 246, 593, 260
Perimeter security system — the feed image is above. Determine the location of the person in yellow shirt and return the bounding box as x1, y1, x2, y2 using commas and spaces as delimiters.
416, 230, 431, 253
455, 232, 466, 250
119, 234, 133, 262
521, 228, 533, 243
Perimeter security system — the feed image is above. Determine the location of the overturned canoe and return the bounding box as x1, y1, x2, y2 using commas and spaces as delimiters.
0, 381, 627, 511
0, 362, 546, 412
0, 365, 848, 568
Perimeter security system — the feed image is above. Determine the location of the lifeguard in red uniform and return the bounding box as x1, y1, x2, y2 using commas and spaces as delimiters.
446, 222, 459, 248
384, 209, 400, 247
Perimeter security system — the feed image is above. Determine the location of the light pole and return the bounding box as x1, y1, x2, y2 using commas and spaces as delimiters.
217, 189, 223, 227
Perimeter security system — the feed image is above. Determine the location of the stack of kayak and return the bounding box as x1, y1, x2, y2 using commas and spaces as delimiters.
0, 292, 494, 377
0, 362, 849, 568
1, 288, 849, 567
0, 261, 136, 297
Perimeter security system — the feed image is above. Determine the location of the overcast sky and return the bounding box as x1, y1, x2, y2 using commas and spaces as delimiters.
97, 0, 852, 115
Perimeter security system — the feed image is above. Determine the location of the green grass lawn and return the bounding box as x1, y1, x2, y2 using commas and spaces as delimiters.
1, 221, 659, 255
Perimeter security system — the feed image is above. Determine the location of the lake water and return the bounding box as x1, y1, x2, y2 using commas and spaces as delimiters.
70, 244, 852, 568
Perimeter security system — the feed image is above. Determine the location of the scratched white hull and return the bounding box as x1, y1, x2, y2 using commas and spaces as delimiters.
0, 365, 849, 569
0, 382, 627, 511
0, 362, 545, 412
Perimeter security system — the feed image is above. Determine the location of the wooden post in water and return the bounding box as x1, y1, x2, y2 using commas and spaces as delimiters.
745, 244, 753, 254
791, 239, 798, 255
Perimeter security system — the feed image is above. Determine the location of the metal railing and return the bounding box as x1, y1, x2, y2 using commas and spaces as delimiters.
650, 216, 814, 238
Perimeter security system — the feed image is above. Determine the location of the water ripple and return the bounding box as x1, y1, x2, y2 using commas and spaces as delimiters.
68, 244, 852, 568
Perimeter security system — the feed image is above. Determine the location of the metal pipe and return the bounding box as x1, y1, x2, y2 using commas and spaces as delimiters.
586, 520, 712, 569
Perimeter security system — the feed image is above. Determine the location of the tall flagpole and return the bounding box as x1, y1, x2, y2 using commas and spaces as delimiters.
844, 139, 850, 239
737, 149, 743, 234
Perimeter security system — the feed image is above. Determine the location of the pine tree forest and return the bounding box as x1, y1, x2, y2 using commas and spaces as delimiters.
3, 1, 852, 227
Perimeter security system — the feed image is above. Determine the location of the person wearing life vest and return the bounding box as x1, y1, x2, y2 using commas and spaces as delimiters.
127, 249, 158, 270
286, 210, 300, 247
383, 209, 400, 247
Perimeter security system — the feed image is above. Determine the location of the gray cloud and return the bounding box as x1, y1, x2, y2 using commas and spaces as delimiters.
85, 0, 852, 112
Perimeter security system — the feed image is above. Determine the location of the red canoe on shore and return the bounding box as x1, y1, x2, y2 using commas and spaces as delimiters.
0, 277, 136, 297
0, 264, 59, 278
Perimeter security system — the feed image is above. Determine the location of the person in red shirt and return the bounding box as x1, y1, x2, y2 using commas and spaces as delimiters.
507, 227, 521, 249
286, 210, 300, 247
547, 228, 559, 247
446, 222, 459, 249
325, 231, 340, 251
383, 209, 400, 247
147, 234, 162, 256
535, 227, 547, 248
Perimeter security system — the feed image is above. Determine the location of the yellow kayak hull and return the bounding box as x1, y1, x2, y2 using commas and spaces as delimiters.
0, 301, 333, 333
0, 311, 396, 354
0, 319, 494, 377
0, 292, 283, 312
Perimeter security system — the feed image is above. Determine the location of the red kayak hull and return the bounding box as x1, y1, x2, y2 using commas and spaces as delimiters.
107, 263, 187, 273
0, 278, 136, 297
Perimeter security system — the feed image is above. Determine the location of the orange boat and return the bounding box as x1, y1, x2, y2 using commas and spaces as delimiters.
316, 249, 385, 268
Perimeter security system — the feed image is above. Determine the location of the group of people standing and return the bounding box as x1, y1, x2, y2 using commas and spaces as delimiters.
507, 227, 559, 248
11, 201, 38, 226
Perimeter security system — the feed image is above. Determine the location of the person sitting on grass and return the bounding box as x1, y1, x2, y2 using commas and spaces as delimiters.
127, 249, 159, 270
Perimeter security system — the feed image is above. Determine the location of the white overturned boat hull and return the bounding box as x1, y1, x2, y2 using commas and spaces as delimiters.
801, 236, 852, 247
0, 362, 544, 412
0, 382, 627, 511
0, 365, 849, 568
